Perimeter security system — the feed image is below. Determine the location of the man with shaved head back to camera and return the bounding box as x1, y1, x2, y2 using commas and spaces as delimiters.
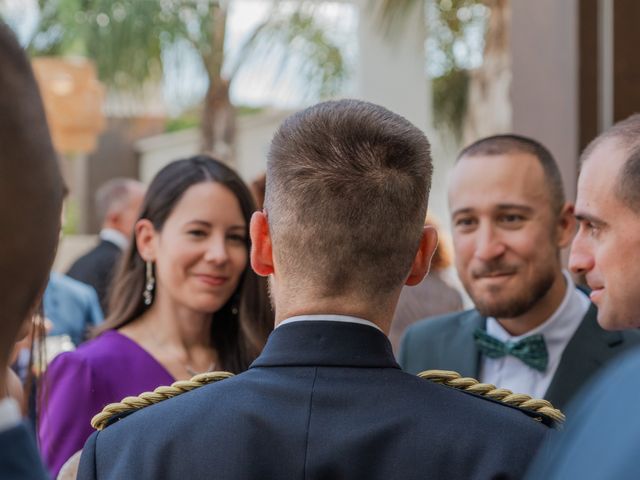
527, 114, 640, 479
78, 99, 553, 480
0, 21, 65, 478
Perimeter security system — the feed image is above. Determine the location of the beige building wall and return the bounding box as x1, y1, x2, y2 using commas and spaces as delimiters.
510, 0, 580, 202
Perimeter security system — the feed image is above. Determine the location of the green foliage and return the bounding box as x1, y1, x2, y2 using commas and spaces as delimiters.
165, 105, 264, 133
378, 0, 488, 137
427, 0, 488, 137
30, 0, 203, 90
165, 114, 199, 133
24, 0, 347, 102
239, 5, 347, 100
432, 68, 469, 137
62, 197, 79, 235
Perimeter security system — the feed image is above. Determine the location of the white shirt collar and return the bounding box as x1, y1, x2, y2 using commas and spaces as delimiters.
277, 314, 384, 333
99, 228, 128, 251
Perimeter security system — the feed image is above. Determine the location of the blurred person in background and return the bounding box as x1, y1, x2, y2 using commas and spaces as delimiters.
44, 192, 103, 349
0, 20, 65, 479
389, 214, 463, 353
39, 155, 273, 478
67, 178, 146, 314
43, 271, 103, 347
399, 134, 640, 410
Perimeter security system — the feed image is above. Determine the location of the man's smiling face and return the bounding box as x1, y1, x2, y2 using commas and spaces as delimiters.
449, 152, 567, 320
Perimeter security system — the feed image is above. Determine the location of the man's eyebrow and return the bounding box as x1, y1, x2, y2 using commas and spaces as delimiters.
574, 211, 607, 226
451, 207, 474, 217
451, 204, 533, 217
495, 204, 534, 213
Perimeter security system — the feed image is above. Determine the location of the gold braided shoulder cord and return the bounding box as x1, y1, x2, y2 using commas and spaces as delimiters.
417, 369, 566, 424
91, 371, 235, 431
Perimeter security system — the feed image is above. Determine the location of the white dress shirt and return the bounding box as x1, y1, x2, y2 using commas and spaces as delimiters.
0, 397, 22, 433
480, 271, 591, 399
99, 228, 128, 251
277, 314, 383, 333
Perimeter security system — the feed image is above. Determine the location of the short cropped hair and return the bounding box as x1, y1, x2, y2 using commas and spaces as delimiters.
265, 99, 432, 298
458, 134, 566, 215
95, 178, 141, 224
581, 114, 640, 212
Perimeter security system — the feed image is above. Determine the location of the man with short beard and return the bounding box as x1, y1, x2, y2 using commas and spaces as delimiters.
399, 134, 640, 410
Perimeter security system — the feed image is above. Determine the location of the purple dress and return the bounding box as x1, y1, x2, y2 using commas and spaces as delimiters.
39, 330, 174, 477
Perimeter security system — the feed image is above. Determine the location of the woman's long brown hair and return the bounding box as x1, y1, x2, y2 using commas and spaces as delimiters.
95, 155, 273, 373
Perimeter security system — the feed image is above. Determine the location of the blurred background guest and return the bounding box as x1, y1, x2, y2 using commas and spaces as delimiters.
67, 178, 146, 314
45, 193, 104, 349
43, 272, 103, 348
39, 155, 273, 478
388, 214, 463, 353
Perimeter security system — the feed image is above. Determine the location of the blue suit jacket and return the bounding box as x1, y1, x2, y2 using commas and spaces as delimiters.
44, 272, 104, 346
78, 321, 549, 480
526, 347, 640, 479
0, 422, 48, 480
399, 304, 640, 410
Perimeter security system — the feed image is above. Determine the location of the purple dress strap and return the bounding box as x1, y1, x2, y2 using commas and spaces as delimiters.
39, 330, 174, 478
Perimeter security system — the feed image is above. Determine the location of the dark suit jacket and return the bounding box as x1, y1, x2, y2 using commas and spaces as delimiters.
0, 422, 48, 480
67, 239, 121, 314
78, 321, 548, 480
399, 304, 640, 410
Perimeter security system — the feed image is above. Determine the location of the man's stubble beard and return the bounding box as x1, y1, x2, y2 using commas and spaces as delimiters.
467, 264, 557, 320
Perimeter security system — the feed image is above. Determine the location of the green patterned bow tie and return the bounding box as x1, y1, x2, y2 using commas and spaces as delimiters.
473, 328, 549, 372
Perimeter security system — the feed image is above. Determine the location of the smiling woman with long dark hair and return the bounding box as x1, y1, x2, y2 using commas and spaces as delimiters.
39, 155, 273, 477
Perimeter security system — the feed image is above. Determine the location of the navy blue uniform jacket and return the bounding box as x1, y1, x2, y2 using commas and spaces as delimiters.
78, 321, 549, 480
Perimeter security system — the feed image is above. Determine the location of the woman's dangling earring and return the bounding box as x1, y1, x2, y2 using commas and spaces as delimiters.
143, 261, 155, 306
231, 293, 239, 316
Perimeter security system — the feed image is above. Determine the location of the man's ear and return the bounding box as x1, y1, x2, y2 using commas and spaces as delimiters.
250, 211, 274, 277
557, 202, 576, 248
406, 225, 438, 286
135, 219, 157, 262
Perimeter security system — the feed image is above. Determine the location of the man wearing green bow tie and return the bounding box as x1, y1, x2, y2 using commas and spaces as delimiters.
399, 134, 640, 410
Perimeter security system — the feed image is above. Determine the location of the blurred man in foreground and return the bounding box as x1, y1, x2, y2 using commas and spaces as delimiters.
0, 21, 65, 478
78, 100, 552, 479
527, 114, 640, 479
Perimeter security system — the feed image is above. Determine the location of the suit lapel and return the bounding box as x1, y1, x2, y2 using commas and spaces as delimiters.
544, 304, 623, 409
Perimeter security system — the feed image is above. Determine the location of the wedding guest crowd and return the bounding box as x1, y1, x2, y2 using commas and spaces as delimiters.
3, 16, 640, 480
